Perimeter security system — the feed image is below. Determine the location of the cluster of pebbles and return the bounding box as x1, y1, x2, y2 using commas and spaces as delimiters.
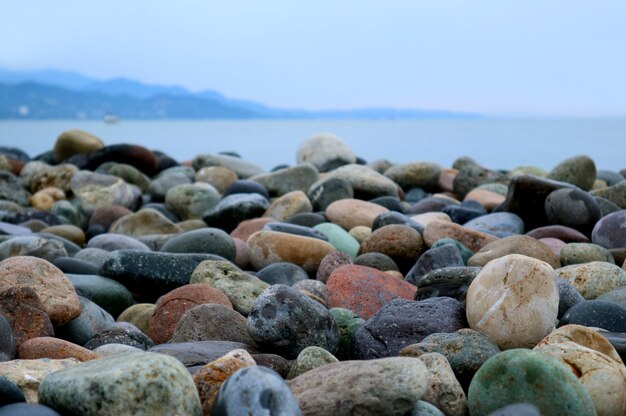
0, 130, 624, 415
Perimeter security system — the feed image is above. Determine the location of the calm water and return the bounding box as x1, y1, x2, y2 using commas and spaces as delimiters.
1, 118, 625, 171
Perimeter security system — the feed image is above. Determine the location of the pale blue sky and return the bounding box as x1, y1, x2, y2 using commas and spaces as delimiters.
1, 1, 625, 115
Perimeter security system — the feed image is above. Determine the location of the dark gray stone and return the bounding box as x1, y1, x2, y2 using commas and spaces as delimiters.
84, 322, 155, 350
0, 315, 15, 362
170, 304, 255, 345
463, 212, 525, 238
369, 196, 405, 213
452, 158, 507, 197
52, 257, 99, 275
256, 262, 309, 286
87, 233, 151, 252
263, 223, 328, 241
557, 278, 585, 319
160, 228, 236, 261
55, 296, 115, 346
596, 286, 626, 308
0, 171, 29, 206
284, 212, 327, 228
66, 274, 135, 319
0, 376, 26, 406
354, 252, 399, 272
405, 245, 465, 286
308, 177, 354, 212
443, 205, 486, 224
559, 300, 626, 332
371, 211, 424, 234
414, 266, 481, 306
202, 193, 270, 233
545, 188, 601, 235
408, 197, 459, 215
224, 180, 269, 199
149, 340, 258, 368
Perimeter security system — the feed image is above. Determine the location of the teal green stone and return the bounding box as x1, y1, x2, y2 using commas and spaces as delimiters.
314, 223, 360, 258
560, 242, 615, 266
51, 200, 87, 228
432, 238, 474, 265
329, 307, 365, 360
468, 349, 595, 416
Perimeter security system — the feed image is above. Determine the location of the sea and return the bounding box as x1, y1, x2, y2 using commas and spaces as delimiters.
1, 118, 625, 172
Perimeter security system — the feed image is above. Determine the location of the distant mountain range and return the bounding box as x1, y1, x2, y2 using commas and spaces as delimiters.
0, 68, 479, 120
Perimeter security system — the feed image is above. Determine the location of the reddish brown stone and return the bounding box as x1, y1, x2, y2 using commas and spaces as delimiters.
229, 217, 275, 241
0, 286, 54, 346
149, 284, 232, 344
18, 337, 101, 362
326, 265, 417, 319
359, 224, 424, 272
325, 199, 389, 230
526, 225, 590, 243
88, 205, 133, 231
423, 221, 499, 252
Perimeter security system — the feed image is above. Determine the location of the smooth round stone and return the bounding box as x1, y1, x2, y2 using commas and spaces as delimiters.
93, 343, 143, 357
0, 403, 61, 416
431, 238, 474, 264
66, 273, 134, 319
50, 200, 87, 229
55, 296, 115, 346
372, 211, 424, 234
212, 366, 301, 416
223, 179, 269, 199
597, 287, 626, 308
313, 223, 360, 258
0, 221, 31, 237
405, 245, 464, 286
559, 300, 626, 332
409, 401, 445, 416
327, 265, 416, 320
159, 228, 236, 261
202, 193, 270, 233
325, 198, 389, 230
66, 144, 158, 177
328, 308, 365, 360
0, 376, 26, 407
263, 191, 313, 221
537, 324, 623, 363
0, 236, 67, 262
468, 235, 560, 268
592, 210, 626, 249
313, 164, 399, 199
250, 164, 319, 197
195, 166, 238, 193
87, 233, 150, 251
192, 349, 256, 415
0, 314, 15, 362
466, 187, 507, 209
285, 212, 327, 228
53, 130, 103, 162
70, 171, 141, 215
417, 352, 468, 416
384, 162, 441, 191
423, 221, 498, 252
255, 262, 308, 286
17, 219, 49, 232
557, 278, 586, 319
400, 328, 501, 390
229, 217, 275, 241
247, 230, 336, 274
0, 287, 54, 347
557, 261, 626, 300
288, 357, 428, 416
165, 183, 221, 220
232, 238, 250, 269
354, 252, 399, 272
545, 188, 602, 234
443, 204, 486, 224
287, 346, 339, 379
100, 250, 224, 299
548, 155, 597, 191
468, 349, 595, 416
359, 224, 424, 272
137, 233, 177, 251
307, 176, 354, 211
369, 196, 405, 213
353, 297, 467, 359
413, 266, 481, 306
35, 233, 80, 256
38, 351, 202, 416
52, 257, 99, 275
109, 208, 182, 237
527, 224, 590, 243
170, 304, 254, 345
17, 336, 100, 362
247, 284, 340, 358
264, 222, 328, 241
84, 323, 154, 351
117, 303, 154, 335
451, 158, 505, 195
0, 172, 29, 206
596, 196, 622, 217
463, 212, 524, 238
316, 251, 353, 283
466, 254, 559, 350
296, 133, 356, 172
408, 196, 459, 215
147, 172, 192, 202
0, 256, 80, 326
190, 260, 269, 316
96, 162, 151, 192
597, 170, 625, 187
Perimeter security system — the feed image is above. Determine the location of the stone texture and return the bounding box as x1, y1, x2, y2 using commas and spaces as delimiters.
17, 337, 101, 362
202, 194, 270, 233
165, 183, 221, 220
109, 208, 182, 237
195, 166, 238, 193
384, 162, 441, 191
359, 224, 424, 272
418, 352, 467, 416
312, 164, 399, 199
87, 233, 151, 251
170, 303, 254, 345
192, 153, 264, 179
0, 286, 54, 347
296, 133, 356, 172
53, 130, 104, 162
286, 346, 339, 379
159, 228, 236, 261
0, 358, 79, 403
423, 221, 499, 252
557, 261, 626, 300
591, 180, 626, 208
545, 188, 602, 235
0, 236, 68, 263
468, 235, 560, 268
592, 210, 626, 249
70, 171, 140, 215
263, 190, 312, 221
326, 198, 389, 230
250, 164, 319, 196
560, 243, 614, 266
117, 304, 154, 335
463, 212, 524, 238
548, 155, 597, 191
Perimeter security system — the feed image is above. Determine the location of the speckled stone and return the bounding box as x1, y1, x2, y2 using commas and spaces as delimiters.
0, 286, 54, 347
96, 162, 151, 192
255, 262, 308, 286
326, 198, 389, 230
592, 210, 626, 249
413, 266, 481, 306
559, 242, 614, 265
38, 351, 202, 416
418, 352, 468, 416
251, 164, 319, 196
0, 358, 79, 403
463, 212, 524, 238
557, 278, 586, 319
559, 300, 626, 332
557, 261, 626, 300
545, 188, 602, 235
408, 401, 445, 416
263, 190, 313, 221
87, 233, 151, 251
83, 322, 154, 351
468, 235, 560, 268
423, 221, 499, 252
286, 346, 339, 379
0, 236, 68, 263
202, 193, 270, 233
310, 164, 399, 199
466, 254, 559, 350
316, 251, 353, 283
359, 224, 424, 272
109, 208, 182, 237
17, 337, 101, 362
29, 188, 66, 211
597, 286, 626, 308
548, 155, 597, 191
591, 180, 626, 209
405, 244, 465, 286
70, 171, 141, 215
159, 228, 236, 261
288, 357, 429, 416
147, 172, 192, 202
0, 314, 15, 362
165, 183, 221, 220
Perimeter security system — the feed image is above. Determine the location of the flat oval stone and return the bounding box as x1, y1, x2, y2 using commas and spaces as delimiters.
468, 235, 560, 268
327, 265, 416, 319
0, 236, 67, 262
557, 262, 626, 300
247, 230, 336, 274
38, 351, 202, 415
359, 224, 424, 272
354, 252, 399, 272
467, 349, 595, 416
466, 254, 559, 349
560, 242, 614, 266
109, 208, 182, 237
452, 158, 506, 197
384, 162, 441, 191
255, 262, 308, 286
66, 273, 134, 319
250, 164, 319, 197
53, 129, 104, 162
559, 300, 626, 332
17, 337, 100, 362
117, 303, 154, 335
545, 188, 601, 235
592, 210, 626, 249
0, 286, 54, 347
247, 284, 340, 358
170, 304, 254, 345
423, 221, 499, 252
527, 224, 590, 242
70, 171, 141, 215
326, 198, 389, 230
195, 166, 238, 193
463, 212, 524, 238
286, 346, 339, 379
160, 228, 236, 261
202, 193, 270, 233
52, 257, 99, 275
405, 245, 465, 286
288, 357, 429, 416
87, 233, 151, 251
313, 223, 360, 258
548, 155, 597, 191
165, 183, 221, 220
354, 297, 467, 359
310, 164, 399, 199
0, 256, 80, 326
212, 366, 301, 416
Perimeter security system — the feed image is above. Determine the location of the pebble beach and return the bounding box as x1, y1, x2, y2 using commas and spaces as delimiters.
0, 130, 624, 415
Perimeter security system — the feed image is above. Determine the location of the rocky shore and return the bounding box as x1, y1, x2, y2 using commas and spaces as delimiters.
0, 130, 624, 415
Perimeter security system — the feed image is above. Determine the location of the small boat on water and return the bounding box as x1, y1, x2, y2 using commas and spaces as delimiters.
104, 114, 119, 124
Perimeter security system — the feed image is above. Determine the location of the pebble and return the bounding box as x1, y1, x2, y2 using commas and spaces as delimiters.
0, 236, 67, 262
288, 357, 429, 416
223, 179, 269, 198
418, 352, 468, 416
443, 203, 486, 224
0, 287, 54, 347
96, 162, 150, 192
17, 337, 101, 362
560, 242, 614, 265
165, 183, 221, 220
286, 346, 339, 379
466, 254, 559, 349
109, 208, 182, 237
212, 366, 301, 416
250, 164, 319, 196
66, 273, 134, 318
147, 171, 192, 202
0, 314, 15, 362
559, 300, 626, 332
263, 190, 312, 221
55, 296, 115, 346
464, 188, 506, 210
170, 303, 255, 345
88, 205, 132, 231
53, 130, 104, 162
0, 358, 79, 403
373, 211, 424, 233
202, 193, 270, 233
384, 162, 441, 191
83, 323, 154, 351
38, 351, 202, 416
557, 261, 626, 299
327, 265, 416, 319
423, 221, 499, 252
545, 188, 602, 235
413, 266, 481, 306
246, 284, 340, 358
591, 180, 626, 208
192, 153, 264, 179
313, 164, 399, 199
353, 297, 467, 359
159, 227, 236, 261
526, 224, 590, 242
463, 212, 524, 238
468, 235, 560, 268
359, 224, 424, 272
409, 196, 459, 215
86, 233, 151, 251
431, 237, 474, 264
307, 176, 354, 211
0, 375, 26, 406
557, 278, 586, 319
117, 303, 154, 335
325, 198, 389, 230
548, 155, 597, 191
70, 170, 141, 214
296, 133, 356, 172
409, 401, 445, 416
264, 221, 327, 241
354, 252, 399, 272
313, 222, 360, 258
452, 158, 506, 197
315, 251, 352, 282
195, 166, 238, 193
328, 308, 364, 360
591, 209, 626, 249
29, 188, 66, 211
597, 286, 626, 308
255, 262, 308, 286
405, 244, 464, 285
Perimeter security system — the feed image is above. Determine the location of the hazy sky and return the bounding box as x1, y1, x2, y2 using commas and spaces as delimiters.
1, 1, 625, 115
